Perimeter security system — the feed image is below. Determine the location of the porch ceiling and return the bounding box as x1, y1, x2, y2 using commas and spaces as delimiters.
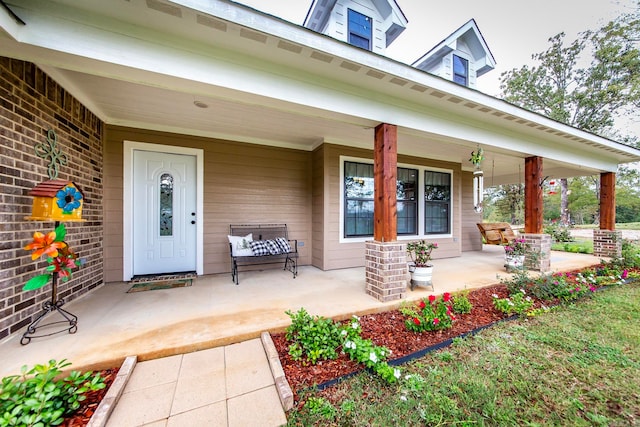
2, 0, 639, 185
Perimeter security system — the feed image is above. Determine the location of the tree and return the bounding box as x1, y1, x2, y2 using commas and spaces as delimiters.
499, 4, 640, 225
485, 184, 524, 224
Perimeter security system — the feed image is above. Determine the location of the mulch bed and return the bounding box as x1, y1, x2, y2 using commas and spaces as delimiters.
272, 266, 640, 405
62, 367, 118, 426
271, 283, 514, 400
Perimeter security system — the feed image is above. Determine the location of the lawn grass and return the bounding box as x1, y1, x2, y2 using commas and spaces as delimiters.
552, 238, 594, 254
574, 222, 640, 230
286, 283, 640, 426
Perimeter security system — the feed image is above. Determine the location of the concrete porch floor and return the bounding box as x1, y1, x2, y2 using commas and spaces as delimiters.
0, 245, 604, 378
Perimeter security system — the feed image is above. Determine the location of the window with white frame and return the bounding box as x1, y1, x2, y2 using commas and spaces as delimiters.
348, 9, 372, 50
424, 171, 451, 234
343, 160, 451, 239
453, 55, 469, 86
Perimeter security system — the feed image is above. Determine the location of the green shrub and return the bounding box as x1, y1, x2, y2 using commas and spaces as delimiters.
529, 272, 593, 301
492, 290, 534, 316
285, 308, 342, 364
285, 310, 401, 383
544, 223, 574, 242
0, 359, 105, 427
621, 239, 640, 268
401, 293, 456, 332
451, 292, 473, 314
499, 268, 534, 295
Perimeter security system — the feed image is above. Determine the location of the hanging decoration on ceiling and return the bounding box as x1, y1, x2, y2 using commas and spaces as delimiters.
470, 146, 484, 213
35, 129, 68, 180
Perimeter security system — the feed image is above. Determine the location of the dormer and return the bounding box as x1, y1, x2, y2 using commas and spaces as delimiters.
412, 19, 496, 89
304, 0, 408, 55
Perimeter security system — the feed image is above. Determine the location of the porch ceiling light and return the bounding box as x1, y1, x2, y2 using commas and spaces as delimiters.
193, 100, 209, 108
473, 170, 484, 213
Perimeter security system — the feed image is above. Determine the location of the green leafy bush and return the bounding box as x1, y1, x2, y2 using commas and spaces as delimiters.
544, 223, 574, 243
620, 239, 640, 268
401, 293, 456, 332
492, 290, 534, 316
285, 310, 401, 383
304, 396, 336, 420
499, 268, 534, 295
0, 359, 105, 427
285, 308, 342, 364
451, 292, 473, 314
529, 272, 594, 301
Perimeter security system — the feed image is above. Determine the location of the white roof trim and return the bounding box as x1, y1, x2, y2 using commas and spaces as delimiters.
412, 19, 496, 76
303, 0, 407, 46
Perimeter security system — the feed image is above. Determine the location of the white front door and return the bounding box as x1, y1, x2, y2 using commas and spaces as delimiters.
132, 150, 197, 275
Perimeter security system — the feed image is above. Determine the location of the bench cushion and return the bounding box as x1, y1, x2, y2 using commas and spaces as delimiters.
228, 233, 253, 256
275, 237, 292, 254
249, 240, 270, 256
265, 239, 282, 255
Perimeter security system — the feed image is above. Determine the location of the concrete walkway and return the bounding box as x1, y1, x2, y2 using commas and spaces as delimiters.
104, 339, 286, 427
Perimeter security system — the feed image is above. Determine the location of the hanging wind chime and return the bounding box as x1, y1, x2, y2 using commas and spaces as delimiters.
470, 147, 484, 213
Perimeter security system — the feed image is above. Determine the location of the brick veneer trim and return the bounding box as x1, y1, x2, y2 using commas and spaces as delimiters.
365, 241, 408, 302
593, 230, 622, 258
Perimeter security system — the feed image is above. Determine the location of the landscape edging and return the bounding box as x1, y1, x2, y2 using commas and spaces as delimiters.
86, 355, 137, 427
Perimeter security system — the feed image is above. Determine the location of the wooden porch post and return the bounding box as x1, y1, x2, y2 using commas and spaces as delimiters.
522, 156, 550, 271
599, 172, 616, 230
373, 123, 397, 242
365, 123, 406, 302
593, 171, 621, 258
524, 156, 543, 234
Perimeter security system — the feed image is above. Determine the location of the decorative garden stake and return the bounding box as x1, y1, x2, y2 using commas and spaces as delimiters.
35, 129, 68, 180
21, 178, 85, 345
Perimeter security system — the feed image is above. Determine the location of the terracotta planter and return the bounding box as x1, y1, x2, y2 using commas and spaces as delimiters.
408, 263, 434, 291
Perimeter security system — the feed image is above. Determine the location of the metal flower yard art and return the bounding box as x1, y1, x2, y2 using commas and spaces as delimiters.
23, 223, 82, 291
21, 178, 86, 344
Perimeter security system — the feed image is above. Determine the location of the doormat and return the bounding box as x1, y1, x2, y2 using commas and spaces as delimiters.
127, 278, 192, 293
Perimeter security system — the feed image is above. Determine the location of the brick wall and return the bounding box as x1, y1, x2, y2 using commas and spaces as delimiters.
593, 230, 622, 258
0, 57, 104, 341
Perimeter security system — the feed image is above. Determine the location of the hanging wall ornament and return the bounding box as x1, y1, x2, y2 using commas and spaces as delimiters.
35, 129, 68, 180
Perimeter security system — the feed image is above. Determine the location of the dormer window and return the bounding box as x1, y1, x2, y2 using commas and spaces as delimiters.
453, 55, 469, 86
348, 9, 372, 50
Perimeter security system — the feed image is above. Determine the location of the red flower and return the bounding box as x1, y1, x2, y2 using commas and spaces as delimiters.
433, 318, 440, 325
418, 300, 426, 309
428, 295, 436, 303
24, 231, 66, 260
443, 292, 451, 302
413, 317, 421, 325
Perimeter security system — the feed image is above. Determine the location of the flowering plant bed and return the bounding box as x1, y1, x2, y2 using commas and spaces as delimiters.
272, 265, 640, 404
271, 284, 512, 398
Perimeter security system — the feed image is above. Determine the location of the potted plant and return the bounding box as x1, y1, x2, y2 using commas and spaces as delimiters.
469, 147, 484, 170
406, 240, 438, 290
504, 238, 528, 272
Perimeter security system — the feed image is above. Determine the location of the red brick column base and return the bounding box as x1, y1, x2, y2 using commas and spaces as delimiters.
365, 241, 408, 302
593, 230, 622, 258
521, 233, 551, 272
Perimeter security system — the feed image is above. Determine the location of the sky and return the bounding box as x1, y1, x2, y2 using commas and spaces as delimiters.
234, 0, 636, 97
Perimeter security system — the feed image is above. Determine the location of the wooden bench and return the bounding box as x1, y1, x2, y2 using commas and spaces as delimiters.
228, 224, 298, 285
476, 222, 517, 245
